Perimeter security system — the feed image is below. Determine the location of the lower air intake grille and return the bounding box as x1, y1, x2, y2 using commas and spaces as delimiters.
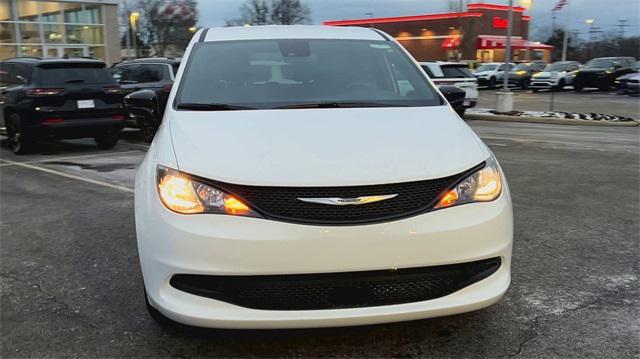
170, 257, 501, 311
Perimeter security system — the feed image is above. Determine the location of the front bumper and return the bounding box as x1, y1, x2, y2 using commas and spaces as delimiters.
529, 78, 561, 89
616, 81, 640, 94
135, 160, 513, 329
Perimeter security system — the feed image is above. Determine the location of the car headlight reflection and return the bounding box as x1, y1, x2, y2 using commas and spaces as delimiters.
435, 156, 503, 209
157, 166, 261, 217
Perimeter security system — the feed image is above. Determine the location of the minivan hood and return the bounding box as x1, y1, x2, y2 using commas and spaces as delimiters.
168, 106, 489, 186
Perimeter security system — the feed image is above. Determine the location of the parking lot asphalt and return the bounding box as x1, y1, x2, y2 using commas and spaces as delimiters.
476, 89, 640, 119
1, 122, 639, 358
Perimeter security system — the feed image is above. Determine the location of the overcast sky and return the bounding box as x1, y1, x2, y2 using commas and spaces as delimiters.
197, 0, 640, 39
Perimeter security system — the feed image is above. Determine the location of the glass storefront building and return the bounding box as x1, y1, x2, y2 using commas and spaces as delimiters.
0, 0, 121, 64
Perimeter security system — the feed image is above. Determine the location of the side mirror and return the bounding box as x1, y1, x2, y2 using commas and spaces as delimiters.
612, 62, 622, 69
440, 85, 466, 108
124, 90, 160, 123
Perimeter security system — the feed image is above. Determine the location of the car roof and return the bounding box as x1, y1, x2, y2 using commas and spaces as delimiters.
117, 57, 180, 65
419, 61, 467, 66
2, 57, 104, 66
201, 25, 385, 42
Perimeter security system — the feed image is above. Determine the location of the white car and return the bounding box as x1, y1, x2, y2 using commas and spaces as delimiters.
128, 25, 513, 329
420, 62, 479, 115
529, 61, 581, 92
473, 62, 515, 88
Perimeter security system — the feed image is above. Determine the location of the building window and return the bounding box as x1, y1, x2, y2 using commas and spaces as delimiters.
0, 44, 17, 58
43, 24, 63, 43
0, 21, 16, 43
1, 0, 111, 62
19, 44, 41, 56
19, 22, 40, 43
0, 0, 12, 21
40, 1, 63, 22
17, 0, 39, 21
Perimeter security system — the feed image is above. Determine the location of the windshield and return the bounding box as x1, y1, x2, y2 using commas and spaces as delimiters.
512, 63, 533, 71
176, 39, 441, 110
476, 64, 497, 72
545, 63, 567, 72
586, 59, 614, 68
38, 65, 114, 85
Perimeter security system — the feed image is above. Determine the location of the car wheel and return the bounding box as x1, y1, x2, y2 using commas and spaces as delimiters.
94, 132, 119, 149
531, 88, 539, 92
6, 113, 34, 155
488, 77, 496, 89
598, 85, 610, 92
554, 79, 565, 92
574, 83, 583, 92
137, 117, 158, 143
521, 80, 528, 90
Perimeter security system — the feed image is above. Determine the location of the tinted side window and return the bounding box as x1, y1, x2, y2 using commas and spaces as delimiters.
116, 64, 167, 83
14, 64, 32, 83
0, 63, 28, 86
441, 66, 473, 78
420, 66, 435, 78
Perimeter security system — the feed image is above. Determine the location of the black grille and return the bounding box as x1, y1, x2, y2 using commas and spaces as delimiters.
201, 163, 483, 225
170, 258, 501, 310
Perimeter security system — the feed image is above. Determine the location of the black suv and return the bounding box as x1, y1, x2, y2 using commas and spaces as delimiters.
111, 58, 180, 141
506, 61, 547, 89
574, 57, 636, 91
1, 57, 125, 154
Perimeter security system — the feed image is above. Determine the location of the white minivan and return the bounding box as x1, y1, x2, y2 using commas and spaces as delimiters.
127, 25, 513, 329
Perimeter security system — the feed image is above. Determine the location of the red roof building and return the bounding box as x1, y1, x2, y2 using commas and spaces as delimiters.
323, 3, 553, 63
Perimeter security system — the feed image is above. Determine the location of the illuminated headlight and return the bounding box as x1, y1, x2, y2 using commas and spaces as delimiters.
516, 70, 527, 75
434, 156, 503, 209
156, 166, 261, 217
532, 73, 542, 78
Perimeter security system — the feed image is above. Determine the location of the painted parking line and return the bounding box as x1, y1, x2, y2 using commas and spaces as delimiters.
1, 159, 134, 193
0, 150, 144, 167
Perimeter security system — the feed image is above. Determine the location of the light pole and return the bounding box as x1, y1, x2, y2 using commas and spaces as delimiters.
585, 19, 594, 59
496, 0, 514, 113
129, 11, 140, 58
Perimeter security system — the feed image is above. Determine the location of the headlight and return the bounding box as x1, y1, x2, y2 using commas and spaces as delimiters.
434, 156, 503, 209
516, 70, 527, 75
157, 166, 261, 217
532, 73, 542, 78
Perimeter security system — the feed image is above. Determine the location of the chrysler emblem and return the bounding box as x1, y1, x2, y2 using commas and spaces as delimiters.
297, 194, 398, 206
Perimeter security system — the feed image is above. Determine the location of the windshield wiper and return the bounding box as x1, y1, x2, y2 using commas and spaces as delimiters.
275, 101, 404, 109
176, 103, 256, 111
64, 79, 85, 84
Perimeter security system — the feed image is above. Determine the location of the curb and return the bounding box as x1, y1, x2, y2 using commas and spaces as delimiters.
464, 113, 639, 127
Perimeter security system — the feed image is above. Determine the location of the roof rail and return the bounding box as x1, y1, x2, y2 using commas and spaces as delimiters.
3, 56, 42, 61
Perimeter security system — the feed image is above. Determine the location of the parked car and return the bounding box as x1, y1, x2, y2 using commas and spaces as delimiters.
473, 62, 514, 88
127, 25, 512, 329
420, 62, 478, 116
506, 61, 546, 89
615, 61, 640, 95
0, 57, 125, 154
111, 57, 180, 141
529, 61, 580, 91
573, 57, 636, 92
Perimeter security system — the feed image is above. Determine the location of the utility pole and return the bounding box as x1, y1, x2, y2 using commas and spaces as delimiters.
616, 20, 630, 38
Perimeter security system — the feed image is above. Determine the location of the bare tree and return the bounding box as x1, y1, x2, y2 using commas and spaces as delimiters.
121, 0, 198, 57
242, 0, 271, 25
227, 0, 311, 26
447, 0, 469, 12
271, 0, 311, 25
